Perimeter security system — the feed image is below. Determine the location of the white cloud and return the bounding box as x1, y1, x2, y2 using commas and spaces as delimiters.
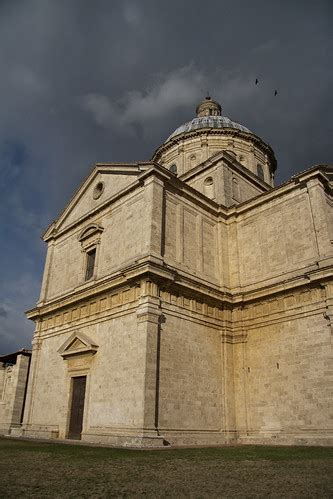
80, 66, 205, 130
123, 67, 204, 121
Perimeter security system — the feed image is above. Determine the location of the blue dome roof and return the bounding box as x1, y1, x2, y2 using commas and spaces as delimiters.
166, 115, 251, 142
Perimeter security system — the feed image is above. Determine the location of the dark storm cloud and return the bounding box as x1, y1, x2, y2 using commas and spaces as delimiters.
0, 0, 332, 351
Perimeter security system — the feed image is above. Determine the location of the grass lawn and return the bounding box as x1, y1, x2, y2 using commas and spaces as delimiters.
0, 437, 332, 498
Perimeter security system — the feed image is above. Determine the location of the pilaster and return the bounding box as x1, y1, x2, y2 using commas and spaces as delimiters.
136, 279, 165, 439
21, 331, 42, 433
38, 239, 55, 304
142, 175, 164, 261
306, 179, 333, 262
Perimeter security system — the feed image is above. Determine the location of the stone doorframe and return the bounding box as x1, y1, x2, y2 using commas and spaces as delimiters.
58, 331, 98, 439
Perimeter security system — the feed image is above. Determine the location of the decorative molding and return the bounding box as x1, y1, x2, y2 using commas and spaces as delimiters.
39, 286, 140, 332
78, 223, 104, 243
58, 332, 99, 358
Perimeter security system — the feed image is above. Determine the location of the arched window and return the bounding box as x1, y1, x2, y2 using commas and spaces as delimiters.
203, 176, 215, 199
78, 224, 104, 282
257, 164, 264, 181
169, 164, 177, 175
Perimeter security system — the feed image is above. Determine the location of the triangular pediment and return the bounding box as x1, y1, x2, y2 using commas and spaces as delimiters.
58, 332, 99, 358
180, 150, 271, 191
43, 163, 152, 239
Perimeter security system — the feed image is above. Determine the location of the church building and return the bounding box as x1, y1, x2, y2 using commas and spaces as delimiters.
1, 97, 332, 447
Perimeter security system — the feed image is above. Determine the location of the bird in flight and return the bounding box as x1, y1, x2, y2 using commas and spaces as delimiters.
254, 78, 278, 96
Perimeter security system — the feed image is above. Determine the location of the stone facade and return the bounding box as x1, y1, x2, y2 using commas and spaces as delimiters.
2, 97, 332, 447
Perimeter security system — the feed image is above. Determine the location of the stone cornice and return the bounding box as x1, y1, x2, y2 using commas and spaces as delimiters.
151, 127, 277, 172
225, 165, 333, 220
232, 264, 333, 305
26, 254, 333, 322
42, 158, 332, 243
25, 258, 175, 320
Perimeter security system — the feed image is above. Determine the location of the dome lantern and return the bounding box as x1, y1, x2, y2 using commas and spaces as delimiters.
196, 95, 222, 117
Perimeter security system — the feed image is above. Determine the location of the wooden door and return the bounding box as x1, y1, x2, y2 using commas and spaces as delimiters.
68, 376, 86, 439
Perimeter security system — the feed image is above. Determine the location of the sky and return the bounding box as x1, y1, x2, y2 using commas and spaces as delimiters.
0, 0, 332, 353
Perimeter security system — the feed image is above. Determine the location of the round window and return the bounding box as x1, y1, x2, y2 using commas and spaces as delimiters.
93, 181, 104, 200
204, 176, 213, 186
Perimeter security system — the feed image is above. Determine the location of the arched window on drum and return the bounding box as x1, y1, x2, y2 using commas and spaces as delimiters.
189, 154, 196, 168
257, 164, 264, 181
169, 164, 177, 175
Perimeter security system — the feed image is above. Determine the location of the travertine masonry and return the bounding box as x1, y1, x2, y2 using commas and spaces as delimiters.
0, 352, 31, 435
2, 97, 331, 447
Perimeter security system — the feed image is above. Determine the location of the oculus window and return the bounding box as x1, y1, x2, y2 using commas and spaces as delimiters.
203, 176, 215, 199
93, 181, 104, 200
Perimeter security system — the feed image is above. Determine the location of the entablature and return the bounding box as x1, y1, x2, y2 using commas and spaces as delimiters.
26, 254, 333, 328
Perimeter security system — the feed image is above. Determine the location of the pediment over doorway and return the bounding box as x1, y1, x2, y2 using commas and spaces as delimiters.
58, 332, 99, 359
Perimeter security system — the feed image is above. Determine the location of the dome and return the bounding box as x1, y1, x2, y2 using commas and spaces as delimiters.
165, 96, 251, 142
152, 95, 277, 179
166, 115, 251, 142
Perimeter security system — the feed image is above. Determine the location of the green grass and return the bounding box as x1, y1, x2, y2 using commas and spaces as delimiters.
1, 437, 332, 460
1, 437, 332, 498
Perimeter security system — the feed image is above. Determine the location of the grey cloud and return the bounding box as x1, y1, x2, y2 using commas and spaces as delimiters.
8, 64, 47, 96
80, 94, 115, 128
123, 2, 143, 27
0, 274, 40, 352
0, 306, 8, 318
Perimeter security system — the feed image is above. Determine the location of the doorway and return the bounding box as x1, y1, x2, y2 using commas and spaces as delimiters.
68, 376, 86, 439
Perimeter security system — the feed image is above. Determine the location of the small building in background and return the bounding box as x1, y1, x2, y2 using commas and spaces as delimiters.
0, 349, 31, 436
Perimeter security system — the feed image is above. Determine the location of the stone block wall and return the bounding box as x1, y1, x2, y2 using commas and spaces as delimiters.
232, 287, 333, 445
23, 285, 149, 441
158, 300, 222, 437
164, 190, 220, 285
0, 354, 30, 435
228, 179, 333, 292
